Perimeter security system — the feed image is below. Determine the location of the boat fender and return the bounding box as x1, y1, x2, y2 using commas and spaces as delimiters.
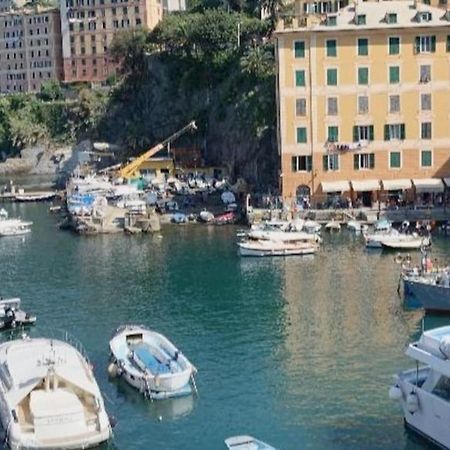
389, 385, 402, 401
155, 374, 160, 388
107, 362, 118, 378
406, 392, 419, 414
394, 254, 404, 264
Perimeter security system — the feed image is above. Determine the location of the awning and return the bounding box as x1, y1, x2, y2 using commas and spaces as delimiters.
443, 178, 450, 188
412, 178, 445, 193
321, 181, 350, 193
381, 179, 412, 191
350, 180, 380, 192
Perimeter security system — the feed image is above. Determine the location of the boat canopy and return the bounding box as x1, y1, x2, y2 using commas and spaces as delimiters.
321, 181, 350, 193
412, 178, 445, 193
350, 180, 380, 192
381, 179, 412, 191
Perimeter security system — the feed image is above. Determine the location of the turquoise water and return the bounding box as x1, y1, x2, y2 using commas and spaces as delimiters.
1, 203, 449, 450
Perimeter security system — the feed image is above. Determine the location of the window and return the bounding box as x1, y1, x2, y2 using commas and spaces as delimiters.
294, 41, 305, 58
327, 15, 337, 26
384, 124, 405, 140
358, 67, 368, 85
327, 68, 337, 86
389, 94, 400, 113
327, 126, 339, 142
386, 13, 397, 24
296, 98, 306, 116
356, 14, 366, 25
295, 70, 305, 87
353, 125, 374, 141
326, 39, 337, 57
389, 37, 400, 55
296, 127, 307, 143
327, 97, 337, 115
415, 35, 436, 53
421, 122, 432, 139
421, 93, 431, 111
390, 151, 401, 169
420, 65, 431, 83
323, 154, 339, 171
389, 66, 400, 84
354, 153, 375, 169
358, 96, 368, 114
291, 155, 312, 172
357, 38, 368, 56
421, 150, 432, 167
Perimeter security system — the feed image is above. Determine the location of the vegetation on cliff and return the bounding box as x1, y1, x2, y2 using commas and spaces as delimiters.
0, 5, 280, 187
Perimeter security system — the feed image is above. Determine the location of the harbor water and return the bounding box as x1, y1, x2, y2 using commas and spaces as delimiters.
1, 203, 449, 450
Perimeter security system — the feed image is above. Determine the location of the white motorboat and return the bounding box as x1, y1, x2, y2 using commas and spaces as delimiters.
0, 210, 32, 237
225, 435, 277, 450
238, 239, 316, 257
199, 210, 214, 223
389, 326, 450, 448
0, 334, 112, 450
109, 325, 197, 399
14, 192, 55, 202
324, 220, 341, 231
381, 235, 430, 250
347, 220, 368, 232
302, 220, 321, 234
247, 229, 319, 243
0, 298, 36, 330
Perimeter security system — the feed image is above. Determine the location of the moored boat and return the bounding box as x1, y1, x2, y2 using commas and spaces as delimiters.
389, 326, 450, 448
238, 239, 316, 257
324, 220, 341, 231
0, 298, 36, 330
109, 325, 197, 399
0, 334, 112, 449
0, 210, 33, 237
247, 229, 320, 243
225, 435, 277, 450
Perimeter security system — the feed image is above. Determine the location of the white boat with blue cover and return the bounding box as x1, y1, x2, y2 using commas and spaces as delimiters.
389, 326, 450, 449
109, 325, 197, 400
225, 435, 277, 449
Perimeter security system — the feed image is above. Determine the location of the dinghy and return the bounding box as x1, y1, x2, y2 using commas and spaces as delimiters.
238, 239, 316, 257
0, 298, 36, 330
109, 325, 197, 399
225, 435, 277, 450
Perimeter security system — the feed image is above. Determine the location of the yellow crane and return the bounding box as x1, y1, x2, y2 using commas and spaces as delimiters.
119, 121, 197, 180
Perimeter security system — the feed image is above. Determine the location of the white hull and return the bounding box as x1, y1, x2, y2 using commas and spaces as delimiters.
381, 239, 427, 250
109, 325, 196, 398
0, 228, 31, 237
239, 241, 316, 257
0, 337, 111, 450
247, 230, 318, 242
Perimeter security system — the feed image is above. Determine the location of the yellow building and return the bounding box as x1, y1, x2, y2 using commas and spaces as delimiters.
275, 0, 450, 207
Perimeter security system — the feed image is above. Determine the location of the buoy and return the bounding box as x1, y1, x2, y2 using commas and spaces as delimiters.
158, 416, 162, 422
406, 392, 419, 413
389, 385, 402, 401
107, 363, 118, 378
394, 254, 404, 264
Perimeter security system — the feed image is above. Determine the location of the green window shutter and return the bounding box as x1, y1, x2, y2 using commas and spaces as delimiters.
400, 124, 405, 139
291, 156, 297, 172
323, 155, 328, 171
384, 125, 389, 141
306, 156, 312, 171
295, 41, 305, 58
327, 69, 337, 86
421, 150, 432, 167
328, 126, 338, 142
389, 66, 399, 84
353, 126, 358, 142
369, 153, 375, 169
415, 36, 421, 53
358, 67, 368, 85
390, 152, 401, 168
326, 40, 337, 57
431, 36, 436, 52
297, 127, 307, 143
389, 37, 400, 55
295, 70, 305, 87
447, 35, 450, 52
358, 38, 368, 56
354, 154, 359, 170
369, 125, 374, 141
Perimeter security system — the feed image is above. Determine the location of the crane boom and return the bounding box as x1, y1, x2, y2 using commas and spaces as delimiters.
119, 121, 197, 179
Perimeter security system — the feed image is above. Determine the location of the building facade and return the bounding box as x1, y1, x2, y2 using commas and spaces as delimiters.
275, 1, 450, 207
60, 0, 163, 83
0, 7, 63, 93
